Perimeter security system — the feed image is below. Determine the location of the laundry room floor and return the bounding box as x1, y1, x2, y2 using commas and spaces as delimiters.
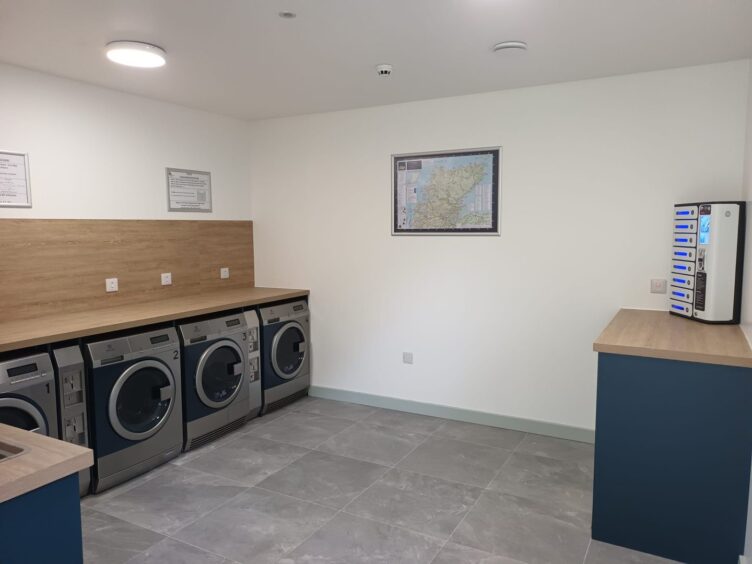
80, 397, 676, 564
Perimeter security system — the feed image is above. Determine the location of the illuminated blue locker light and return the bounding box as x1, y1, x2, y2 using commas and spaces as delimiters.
674, 265, 688, 270
671, 304, 685, 311
676, 224, 690, 229
672, 291, 685, 298
676, 210, 691, 216
673, 278, 686, 284
674, 251, 688, 256
675, 238, 689, 243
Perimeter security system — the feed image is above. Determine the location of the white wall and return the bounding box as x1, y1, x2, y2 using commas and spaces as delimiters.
249, 61, 749, 430
0, 63, 250, 220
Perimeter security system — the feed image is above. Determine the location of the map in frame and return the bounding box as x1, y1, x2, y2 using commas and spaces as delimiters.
392, 147, 500, 235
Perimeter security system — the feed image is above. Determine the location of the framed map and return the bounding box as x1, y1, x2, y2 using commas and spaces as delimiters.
392, 147, 500, 235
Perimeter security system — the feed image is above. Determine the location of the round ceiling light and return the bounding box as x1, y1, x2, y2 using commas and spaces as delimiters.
105, 41, 166, 68
492, 41, 528, 52
278, 11, 297, 18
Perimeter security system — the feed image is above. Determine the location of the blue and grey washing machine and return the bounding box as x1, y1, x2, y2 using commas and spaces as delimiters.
259, 299, 310, 413
178, 311, 261, 451
85, 327, 183, 493
0, 351, 58, 437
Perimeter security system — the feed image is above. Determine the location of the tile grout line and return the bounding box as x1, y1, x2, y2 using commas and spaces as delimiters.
336, 414, 448, 514
274, 413, 448, 562
427, 432, 531, 563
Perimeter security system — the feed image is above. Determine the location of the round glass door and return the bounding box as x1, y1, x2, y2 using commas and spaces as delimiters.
271, 322, 307, 380
0, 397, 46, 434
108, 360, 175, 441
196, 340, 244, 409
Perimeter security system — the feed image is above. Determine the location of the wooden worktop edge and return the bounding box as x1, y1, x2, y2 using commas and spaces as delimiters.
593, 308, 752, 369
0, 426, 93, 504
0, 287, 309, 353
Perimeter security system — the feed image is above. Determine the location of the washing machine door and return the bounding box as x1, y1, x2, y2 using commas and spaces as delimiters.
0, 397, 47, 435
196, 340, 244, 409
271, 321, 307, 380
109, 360, 176, 441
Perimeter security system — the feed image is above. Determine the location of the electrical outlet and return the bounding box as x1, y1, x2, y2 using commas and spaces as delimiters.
105, 278, 119, 293
403, 352, 413, 364
650, 279, 667, 294
161, 272, 172, 286
220, 267, 230, 279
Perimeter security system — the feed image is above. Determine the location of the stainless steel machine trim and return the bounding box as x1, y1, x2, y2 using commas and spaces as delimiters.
0, 396, 47, 435
271, 321, 308, 380
108, 359, 176, 441
195, 339, 245, 409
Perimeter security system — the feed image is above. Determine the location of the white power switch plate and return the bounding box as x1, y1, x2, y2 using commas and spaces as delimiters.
105, 278, 119, 292
650, 279, 667, 294
220, 267, 230, 279
403, 352, 414, 364
161, 272, 172, 286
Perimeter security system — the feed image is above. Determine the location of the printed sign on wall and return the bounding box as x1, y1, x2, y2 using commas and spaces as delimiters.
166, 167, 212, 212
0, 151, 31, 208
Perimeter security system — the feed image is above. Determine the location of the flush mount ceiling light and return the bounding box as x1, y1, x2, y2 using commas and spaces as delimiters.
105, 41, 166, 68
278, 11, 297, 18
492, 41, 528, 52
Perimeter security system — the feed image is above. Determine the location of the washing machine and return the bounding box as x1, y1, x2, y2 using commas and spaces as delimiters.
259, 299, 310, 413
178, 311, 261, 451
0, 352, 58, 437
85, 327, 183, 493
52, 345, 91, 496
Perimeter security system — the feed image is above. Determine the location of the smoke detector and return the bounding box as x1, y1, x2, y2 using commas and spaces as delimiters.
375, 64, 393, 77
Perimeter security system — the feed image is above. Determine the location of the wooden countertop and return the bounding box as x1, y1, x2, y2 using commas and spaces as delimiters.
593, 309, 752, 368
0, 423, 92, 503
0, 286, 309, 352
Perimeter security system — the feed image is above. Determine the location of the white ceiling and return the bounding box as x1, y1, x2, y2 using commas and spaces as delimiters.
1, 0, 751, 120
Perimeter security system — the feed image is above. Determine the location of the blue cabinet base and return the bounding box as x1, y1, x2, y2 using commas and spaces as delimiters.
593, 353, 752, 564
0, 473, 83, 564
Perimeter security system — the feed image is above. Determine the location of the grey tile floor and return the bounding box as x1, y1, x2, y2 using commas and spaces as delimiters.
81, 397, 678, 564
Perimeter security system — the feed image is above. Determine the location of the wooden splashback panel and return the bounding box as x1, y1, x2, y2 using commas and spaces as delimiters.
0, 219, 254, 321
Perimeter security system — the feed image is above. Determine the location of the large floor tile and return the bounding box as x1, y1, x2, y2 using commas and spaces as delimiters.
317, 420, 428, 465
257, 450, 389, 508
290, 397, 379, 421
452, 490, 590, 564
516, 434, 594, 467
487, 452, 592, 529
585, 540, 680, 564
256, 411, 356, 448
125, 538, 231, 564
432, 542, 527, 564
90, 464, 247, 534
184, 435, 310, 486
172, 487, 336, 564
397, 437, 511, 487
362, 408, 446, 435
279, 512, 443, 563
435, 421, 526, 450
345, 468, 482, 538
82, 508, 164, 564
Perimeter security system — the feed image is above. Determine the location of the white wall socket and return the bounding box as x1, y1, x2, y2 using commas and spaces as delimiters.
220, 267, 230, 279
105, 277, 119, 293
403, 352, 414, 364
161, 272, 172, 286
650, 279, 667, 294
